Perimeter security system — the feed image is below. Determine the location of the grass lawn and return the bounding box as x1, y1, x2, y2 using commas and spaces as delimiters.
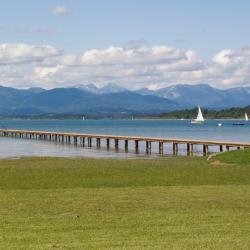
0, 152, 249, 249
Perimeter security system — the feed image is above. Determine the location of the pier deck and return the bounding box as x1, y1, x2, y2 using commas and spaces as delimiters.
1, 129, 250, 156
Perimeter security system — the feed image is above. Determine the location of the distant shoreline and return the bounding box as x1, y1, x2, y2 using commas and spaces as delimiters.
0, 117, 248, 121
0, 105, 249, 120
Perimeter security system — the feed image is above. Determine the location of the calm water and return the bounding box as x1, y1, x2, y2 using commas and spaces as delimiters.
0, 119, 249, 158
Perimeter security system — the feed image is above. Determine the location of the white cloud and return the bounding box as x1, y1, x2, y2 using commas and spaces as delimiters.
0, 44, 60, 65
53, 6, 68, 15
1, 43, 250, 89
148, 84, 160, 90
213, 49, 232, 65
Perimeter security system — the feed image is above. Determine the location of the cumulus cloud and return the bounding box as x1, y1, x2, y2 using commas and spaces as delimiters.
0, 44, 61, 65
53, 6, 68, 15
0, 43, 250, 89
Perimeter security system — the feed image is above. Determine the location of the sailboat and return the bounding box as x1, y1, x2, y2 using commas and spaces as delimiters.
245, 113, 249, 121
232, 113, 247, 125
191, 106, 204, 124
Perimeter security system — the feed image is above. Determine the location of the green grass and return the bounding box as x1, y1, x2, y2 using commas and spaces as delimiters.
215, 147, 250, 164
0, 156, 249, 249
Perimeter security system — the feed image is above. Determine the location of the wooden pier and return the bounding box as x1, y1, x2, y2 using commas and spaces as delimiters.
0, 129, 250, 156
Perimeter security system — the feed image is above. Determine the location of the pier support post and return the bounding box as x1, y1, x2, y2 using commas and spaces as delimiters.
73, 136, 77, 145
135, 140, 139, 153
187, 143, 193, 156
115, 139, 119, 150
96, 138, 101, 148
106, 138, 110, 149
81, 137, 85, 146
159, 142, 163, 155
124, 140, 128, 152
146, 141, 151, 154
88, 137, 92, 147
219, 145, 223, 152
203, 144, 208, 156
226, 145, 230, 151
173, 143, 178, 156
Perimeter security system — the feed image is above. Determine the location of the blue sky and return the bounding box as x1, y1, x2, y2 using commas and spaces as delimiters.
0, 0, 250, 89
1, 0, 250, 57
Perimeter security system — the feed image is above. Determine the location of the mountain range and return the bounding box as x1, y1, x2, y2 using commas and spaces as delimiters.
0, 83, 250, 116
136, 84, 250, 108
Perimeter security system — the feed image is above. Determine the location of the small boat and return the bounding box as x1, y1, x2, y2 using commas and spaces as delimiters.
232, 113, 248, 125
191, 106, 204, 124
245, 113, 249, 121
82, 116, 85, 120
233, 122, 245, 126
218, 123, 222, 127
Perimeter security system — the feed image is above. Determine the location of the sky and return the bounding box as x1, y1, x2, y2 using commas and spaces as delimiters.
0, 0, 250, 89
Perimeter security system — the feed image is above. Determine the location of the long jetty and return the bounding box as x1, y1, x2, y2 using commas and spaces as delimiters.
0, 129, 250, 156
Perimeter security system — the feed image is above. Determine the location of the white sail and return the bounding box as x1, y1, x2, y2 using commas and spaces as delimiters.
245, 113, 249, 121
196, 106, 204, 122
191, 106, 204, 124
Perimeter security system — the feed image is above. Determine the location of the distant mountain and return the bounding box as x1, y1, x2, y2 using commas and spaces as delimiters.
1, 83, 250, 116
0, 86, 32, 110
27, 87, 45, 94
0, 86, 177, 115
73, 83, 127, 94
73, 84, 100, 93
88, 91, 177, 112
98, 83, 127, 94
137, 84, 250, 108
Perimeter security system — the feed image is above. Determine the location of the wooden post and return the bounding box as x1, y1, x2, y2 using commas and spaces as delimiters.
106, 138, 110, 149
159, 142, 163, 154
146, 141, 151, 154
173, 143, 178, 156
203, 144, 208, 156
88, 137, 92, 147
226, 145, 230, 151
135, 140, 139, 153
187, 143, 191, 156
219, 145, 223, 152
124, 140, 128, 152
74, 136, 78, 145
115, 139, 119, 150
96, 138, 101, 148
82, 137, 85, 146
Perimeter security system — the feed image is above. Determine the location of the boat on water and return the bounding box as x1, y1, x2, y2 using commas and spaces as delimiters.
233, 122, 245, 126
191, 106, 204, 124
245, 113, 249, 121
82, 116, 85, 120
232, 113, 248, 126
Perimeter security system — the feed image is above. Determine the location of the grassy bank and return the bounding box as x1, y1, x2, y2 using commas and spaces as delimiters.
0, 154, 249, 249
